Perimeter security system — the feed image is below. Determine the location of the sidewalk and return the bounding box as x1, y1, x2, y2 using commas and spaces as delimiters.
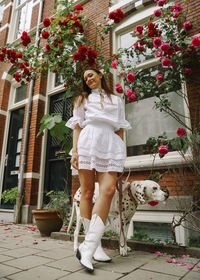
0, 223, 199, 280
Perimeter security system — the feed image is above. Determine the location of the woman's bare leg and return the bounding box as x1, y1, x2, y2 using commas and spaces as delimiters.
78, 169, 95, 219
92, 171, 117, 224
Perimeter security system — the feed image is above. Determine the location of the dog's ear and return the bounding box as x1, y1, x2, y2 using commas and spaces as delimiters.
135, 183, 146, 204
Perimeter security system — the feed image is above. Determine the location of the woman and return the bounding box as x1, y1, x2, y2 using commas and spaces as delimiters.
66, 68, 131, 272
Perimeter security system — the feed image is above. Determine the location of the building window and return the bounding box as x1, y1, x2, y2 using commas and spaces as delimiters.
0, 0, 5, 27
14, 0, 33, 40
15, 84, 27, 103
117, 27, 187, 158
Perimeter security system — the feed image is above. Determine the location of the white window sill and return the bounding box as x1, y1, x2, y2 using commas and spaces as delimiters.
125, 151, 190, 170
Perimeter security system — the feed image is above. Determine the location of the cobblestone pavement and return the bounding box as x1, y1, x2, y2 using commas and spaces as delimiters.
0, 223, 200, 280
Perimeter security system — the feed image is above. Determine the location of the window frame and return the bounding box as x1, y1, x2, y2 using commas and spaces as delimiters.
7, 0, 33, 43
111, 3, 192, 170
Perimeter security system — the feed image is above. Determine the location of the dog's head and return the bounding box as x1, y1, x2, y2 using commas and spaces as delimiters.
131, 180, 169, 205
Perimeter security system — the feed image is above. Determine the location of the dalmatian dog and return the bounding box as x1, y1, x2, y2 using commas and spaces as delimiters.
67, 180, 169, 256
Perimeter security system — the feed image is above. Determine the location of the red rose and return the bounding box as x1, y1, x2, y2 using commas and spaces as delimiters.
73, 53, 81, 61
154, 9, 162, 17
75, 4, 83, 10
45, 44, 51, 52
161, 58, 172, 67
128, 93, 138, 102
153, 37, 162, 49
177, 128, 186, 136
78, 46, 87, 55
15, 73, 21, 82
19, 63, 24, 68
156, 74, 163, 81
184, 21, 193, 32
0, 53, 4, 62
184, 68, 192, 75
23, 67, 29, 75
126, 72, 135, 83
135, 25, 144, 33
87, 49, 98, 58
108, 12, 115, 20
191, 36, 200, 48
87, 58, 96, 66
43, 18, 51, 27
1, 48, 6, 54
42, 31, 50, 39
108, 9, 124, 24
24, 61, 29, 67
158, 145, 168, 155
115, 82, 124, 94
16, 53, 23, 59
160, 43, 170, 52
126, 89, 134, 97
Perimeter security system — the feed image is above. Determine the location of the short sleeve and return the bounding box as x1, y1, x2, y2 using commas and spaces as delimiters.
115, 97, 132, 131
65, 97, 85, 130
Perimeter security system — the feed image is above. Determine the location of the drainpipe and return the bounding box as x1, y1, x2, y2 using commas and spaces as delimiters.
15, 0, 44, 224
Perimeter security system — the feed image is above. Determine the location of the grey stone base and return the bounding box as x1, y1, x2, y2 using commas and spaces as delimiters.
51, 231, 200, 258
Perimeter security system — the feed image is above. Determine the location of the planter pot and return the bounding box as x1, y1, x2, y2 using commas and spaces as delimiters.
32, 209, 63, 237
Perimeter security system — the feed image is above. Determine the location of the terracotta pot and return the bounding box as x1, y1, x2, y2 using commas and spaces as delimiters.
32, 209, 63, 237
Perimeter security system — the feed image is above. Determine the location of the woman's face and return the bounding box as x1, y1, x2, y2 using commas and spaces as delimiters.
84, 70, 102, 90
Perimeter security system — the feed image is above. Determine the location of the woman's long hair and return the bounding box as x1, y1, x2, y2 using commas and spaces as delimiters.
74, 68, 114, 107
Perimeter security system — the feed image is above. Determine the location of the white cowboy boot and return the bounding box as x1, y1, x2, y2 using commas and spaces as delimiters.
76, 214, 105, 271
82, 217, 111, 262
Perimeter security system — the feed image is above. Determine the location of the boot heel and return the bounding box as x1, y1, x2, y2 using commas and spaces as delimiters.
76, 249, 81, 260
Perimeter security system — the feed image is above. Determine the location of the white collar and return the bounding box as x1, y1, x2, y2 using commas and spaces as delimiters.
91, 88, 107, 96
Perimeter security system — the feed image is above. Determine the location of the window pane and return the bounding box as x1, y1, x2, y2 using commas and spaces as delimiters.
126, 91, 185, 156
16, 141, 21, 153
18, 128, 23, 139
24, 0, 32, 31
120, 31, 153, 66
15, 84, 27, 103
17, 0, 26, 6
15, 0, 33, 39
15, 155, 20, 167
134, 222, 174, 242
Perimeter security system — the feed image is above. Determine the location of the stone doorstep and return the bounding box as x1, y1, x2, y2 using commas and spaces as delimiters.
51, 231, 200, 259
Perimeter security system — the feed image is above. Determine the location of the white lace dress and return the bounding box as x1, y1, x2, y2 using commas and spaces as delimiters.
65, 88, 131, 172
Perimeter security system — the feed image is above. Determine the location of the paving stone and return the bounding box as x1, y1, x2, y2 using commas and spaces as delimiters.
119, 269, 180, 280
59, 268, 123, 280
7, 265, 70, 280
46, 255, 85, 272
5, 255, 51, 270
2, 247, 42, 258
27, 240, 66, 250
95, 251, 157, 273
142, 256, 190, 277
0, 263, 21, 278
0, 254, 14, 262
36, 247, 74, 260
181, 271, 200, 280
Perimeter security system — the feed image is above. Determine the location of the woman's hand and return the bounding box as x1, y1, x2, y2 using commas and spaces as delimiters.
70, 151, 79, 170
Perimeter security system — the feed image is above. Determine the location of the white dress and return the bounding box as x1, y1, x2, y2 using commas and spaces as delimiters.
65, 88, 131, 172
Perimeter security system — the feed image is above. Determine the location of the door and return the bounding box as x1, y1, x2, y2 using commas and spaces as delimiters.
1, 107, 25, 209
43, 92, 72, 204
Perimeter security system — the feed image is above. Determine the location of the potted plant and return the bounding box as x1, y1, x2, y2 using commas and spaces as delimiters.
32, 190, 70, 237
1, 187, 18, 206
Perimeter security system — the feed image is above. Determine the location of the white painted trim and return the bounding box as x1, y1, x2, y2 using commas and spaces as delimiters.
0, 110, 11, 196
1, 72, 12, 81
32, 0, 40, 7
22, 172, 40, 179
135, 0, 144, 10
0, 23, 9, 32
32, 94, 46, 102
109, 0, 134, 12
4, 1, 13, 10
127, 211, 188, 246
0, 109, 7, 116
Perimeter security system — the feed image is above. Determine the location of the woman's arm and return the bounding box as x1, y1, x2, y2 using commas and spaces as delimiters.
71, 123, 82, 170
115, 128, 124, 141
